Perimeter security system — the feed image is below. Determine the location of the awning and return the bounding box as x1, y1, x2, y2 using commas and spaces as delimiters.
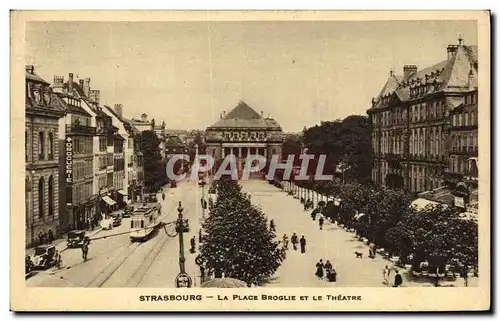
118, 189, 127, 196
410, 198, 441, 211
102, 196, 116, 206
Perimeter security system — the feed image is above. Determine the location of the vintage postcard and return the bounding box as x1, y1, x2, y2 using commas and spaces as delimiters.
11, 10, 490, 311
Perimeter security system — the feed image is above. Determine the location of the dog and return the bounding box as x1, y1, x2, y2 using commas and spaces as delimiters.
355, 252, 363, 258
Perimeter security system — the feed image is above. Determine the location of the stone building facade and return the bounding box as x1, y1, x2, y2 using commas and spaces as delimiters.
205, 101, 284, 176
367, 38, 478, 195
25, 65, 65, 246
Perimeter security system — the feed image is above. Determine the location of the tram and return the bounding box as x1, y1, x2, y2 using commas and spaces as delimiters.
130, 202, 162, 242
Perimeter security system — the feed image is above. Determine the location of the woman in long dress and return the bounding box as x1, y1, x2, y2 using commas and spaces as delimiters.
315, 260, 324, 279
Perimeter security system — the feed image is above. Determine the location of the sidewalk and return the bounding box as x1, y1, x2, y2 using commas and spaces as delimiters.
26, 228, 103, 256
281, 184, 479, 287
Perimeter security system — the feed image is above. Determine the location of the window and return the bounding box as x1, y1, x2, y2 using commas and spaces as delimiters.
470, 112, 475, 126
464, 112, 469, 126
38, 132, 45, 160
38, 177, 44, 218
48, 132, 54, 160
48, 176, 54, 216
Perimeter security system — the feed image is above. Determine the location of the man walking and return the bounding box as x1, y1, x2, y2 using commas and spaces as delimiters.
300, 235, 306, 254
291, 233, 298, 251
319, 216, 324, 230
81, 238, 89, 261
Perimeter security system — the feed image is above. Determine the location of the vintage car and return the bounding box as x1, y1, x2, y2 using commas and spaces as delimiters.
67, 230, 86, 248
32, 244, 56, 270
109, 212, 122, 227
144, 194, 158, 203
123, 205, 134, 218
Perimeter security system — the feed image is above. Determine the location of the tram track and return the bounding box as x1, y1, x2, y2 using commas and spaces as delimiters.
85, 241, 143, 287
86, 183, 196, 288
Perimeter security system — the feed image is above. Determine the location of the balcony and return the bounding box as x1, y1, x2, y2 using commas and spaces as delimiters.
66, 124, 96, 135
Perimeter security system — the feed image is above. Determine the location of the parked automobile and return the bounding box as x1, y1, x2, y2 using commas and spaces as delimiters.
123, 205, 134, 218
32, 244, 56, 270
144, 193, 158, 203
67, 230, 86, 248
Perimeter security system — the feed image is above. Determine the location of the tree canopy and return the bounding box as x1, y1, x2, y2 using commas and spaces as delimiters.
141, 130, 167, 191
200, 179, 286, 286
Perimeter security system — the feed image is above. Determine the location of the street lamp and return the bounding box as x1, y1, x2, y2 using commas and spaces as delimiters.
175, 201, 190, 274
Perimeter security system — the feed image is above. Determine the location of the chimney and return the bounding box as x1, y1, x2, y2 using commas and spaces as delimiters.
114, 103, 123, 118
79, 79, 84, 88
219, 113, 222, 119
25, 65, 34, 74
83, 78, 91, 97
68, 73, 74, 93
223, 111, 226, 117
468, 67, 475, 90
447, 45, 458, 60
261, 111, 264, 117
403, 65, 417, 79
141, 113, 148, 122
90, 89, 100, 103
53, 76, 64, 93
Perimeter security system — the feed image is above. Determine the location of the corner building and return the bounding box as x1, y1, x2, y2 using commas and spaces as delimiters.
25, 66, 65, 246
367, 38, 478, 193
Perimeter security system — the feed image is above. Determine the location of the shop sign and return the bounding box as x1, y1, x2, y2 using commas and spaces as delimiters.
454, 196, 465, 209
65, 137, 73, 185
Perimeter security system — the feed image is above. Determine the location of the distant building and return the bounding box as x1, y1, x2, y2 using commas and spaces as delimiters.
367, 37, 478, 208
104, 104, 144, 204
130, 114, 166, 160
25, 65, 65, 246
205, 100, 284, 176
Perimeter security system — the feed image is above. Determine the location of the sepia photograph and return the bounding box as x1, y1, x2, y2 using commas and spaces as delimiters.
10, 10, 490, 311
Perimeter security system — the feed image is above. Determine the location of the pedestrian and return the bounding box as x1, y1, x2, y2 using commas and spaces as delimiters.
200, 265, 205, 283
38, 231, 44, 246
282, 234, 289, 250
190, 236, 196, 254
54, 250, 62, 269
300, 235, 306, 254
393, 269, 403, 287
328, 267, 337, 282
319, 216, 324, 230
382, 265, 390, 286
291, 233, 298, 251
81, 238, 89, 261
324, 260, 333, 272
315, 259, 324, 279
162, 192, 166, 201
47, 229, 54, 243
460, 265, 469, 287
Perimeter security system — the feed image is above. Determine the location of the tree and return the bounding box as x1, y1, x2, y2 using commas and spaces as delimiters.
385, 204, 478, 274
301, 115, 373, 183
141, 130, 166, 191
200, 179, 286, 286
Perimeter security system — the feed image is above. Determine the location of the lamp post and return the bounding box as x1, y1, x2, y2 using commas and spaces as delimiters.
175, 201, 190, 274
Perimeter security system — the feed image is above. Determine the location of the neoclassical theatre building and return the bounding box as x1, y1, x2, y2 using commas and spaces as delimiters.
205, 101, 284, 175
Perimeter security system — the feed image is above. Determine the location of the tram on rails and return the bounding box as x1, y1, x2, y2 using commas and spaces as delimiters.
130, 202, 162, 242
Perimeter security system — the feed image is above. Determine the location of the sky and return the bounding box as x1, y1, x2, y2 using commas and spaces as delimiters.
26, 20, 477, 132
